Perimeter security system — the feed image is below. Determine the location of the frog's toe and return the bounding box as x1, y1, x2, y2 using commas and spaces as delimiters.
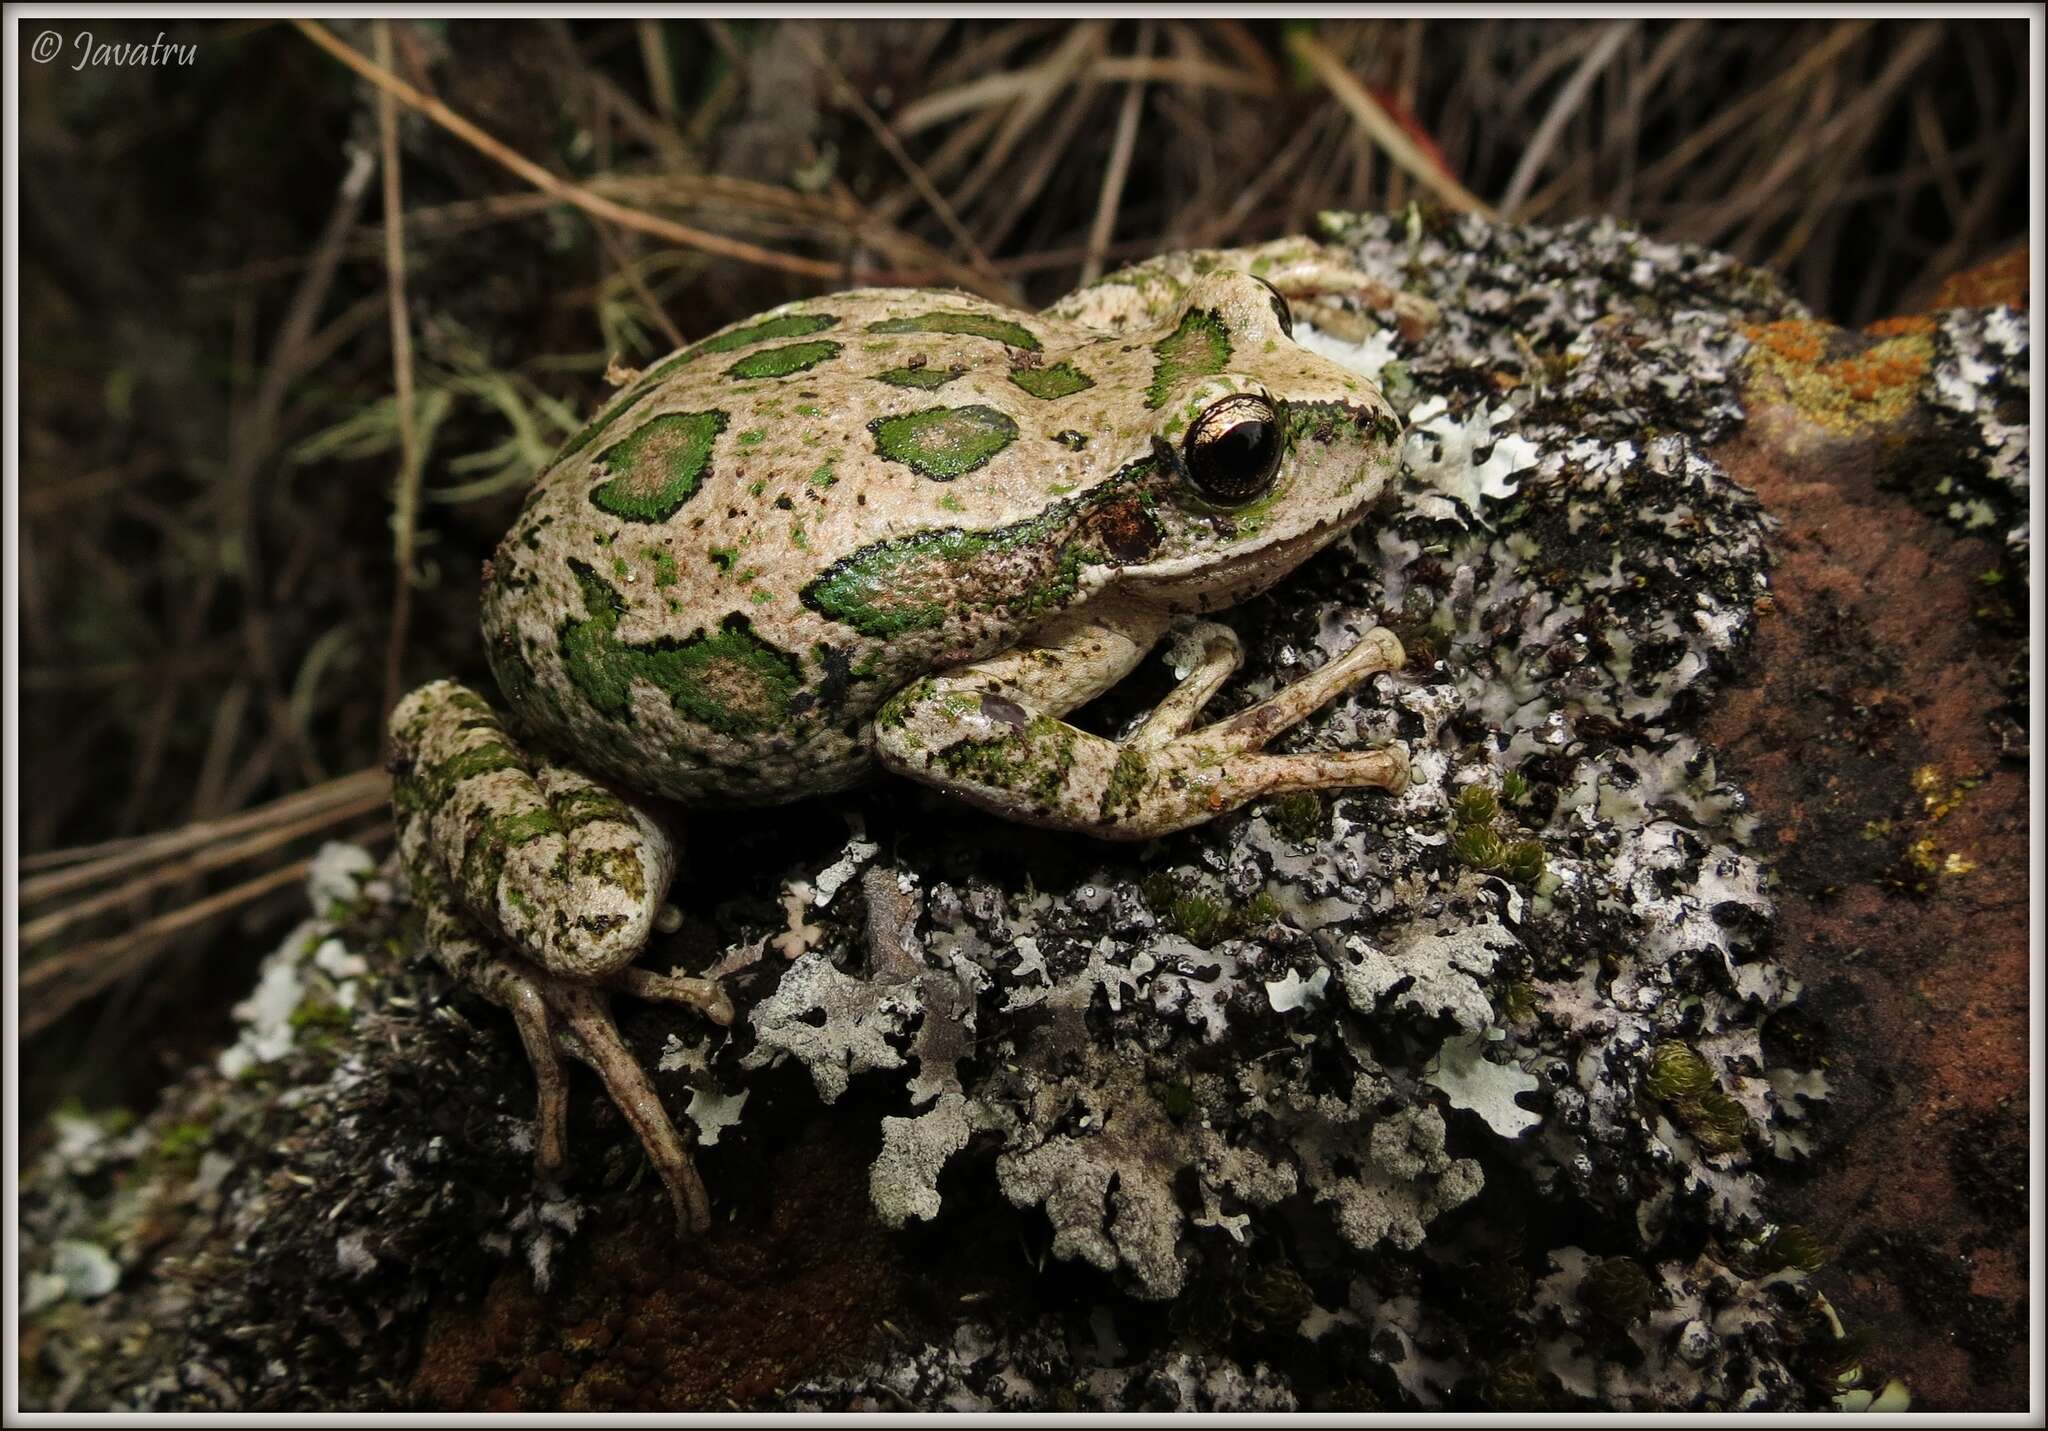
543, 981, 713, 1234
501, 976, 571, 1176
609, 965, 736, 1027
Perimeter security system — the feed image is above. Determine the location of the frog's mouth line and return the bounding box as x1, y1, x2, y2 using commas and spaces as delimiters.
1116, 511, 1359, 610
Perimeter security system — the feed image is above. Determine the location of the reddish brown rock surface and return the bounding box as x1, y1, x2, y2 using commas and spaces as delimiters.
1702, 256, 2031, 1411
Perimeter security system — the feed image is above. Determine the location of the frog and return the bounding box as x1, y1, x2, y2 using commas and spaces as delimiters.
387, 237, 1430, 1234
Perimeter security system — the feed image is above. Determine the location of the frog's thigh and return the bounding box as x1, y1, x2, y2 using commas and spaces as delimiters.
391, 680, 675, 980
875, 611, 1410, 840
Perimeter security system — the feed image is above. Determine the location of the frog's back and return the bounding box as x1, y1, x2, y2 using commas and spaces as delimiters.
482, 289, 1164, 804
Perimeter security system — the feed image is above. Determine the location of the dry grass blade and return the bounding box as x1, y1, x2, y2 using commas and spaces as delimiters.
375, 19, 424, 724
1631, 20, 1873, 197
291, 19, 853, 284
21, 769, 389, 901
21, 794, 392, 947
21, 835, 388, 1041
1288, 30, 1499, 219
1083, 20, 1156, 284
787, 26, 1016, 305
1500, 20, 1638, 217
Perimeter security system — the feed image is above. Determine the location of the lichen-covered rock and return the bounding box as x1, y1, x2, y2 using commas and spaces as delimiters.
24, 209, 2022, 1411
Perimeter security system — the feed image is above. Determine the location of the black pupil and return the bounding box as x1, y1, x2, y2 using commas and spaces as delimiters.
1195, 419, 1277, 501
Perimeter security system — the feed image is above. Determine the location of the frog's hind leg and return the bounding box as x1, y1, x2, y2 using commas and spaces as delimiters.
875, 602, 1410, 841
415, 871, 715, 1232
390, 679, 730, 1233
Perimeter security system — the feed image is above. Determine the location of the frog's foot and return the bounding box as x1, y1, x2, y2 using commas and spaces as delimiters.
416, 874, 726, 1234
494, 956, 722, 1234
876, 606, 1410, 841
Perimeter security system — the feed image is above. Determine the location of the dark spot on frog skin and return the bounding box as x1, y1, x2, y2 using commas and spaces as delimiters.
1088, 496, 1163, 563
980, 694, 1030, 728
806, 642, 870, 717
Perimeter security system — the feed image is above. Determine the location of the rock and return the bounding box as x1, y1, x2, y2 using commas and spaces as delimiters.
19, 217, 2029, 1411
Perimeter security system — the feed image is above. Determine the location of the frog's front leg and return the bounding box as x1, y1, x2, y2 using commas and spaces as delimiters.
389, 681, 732, 1232
873, 602, 1409, 840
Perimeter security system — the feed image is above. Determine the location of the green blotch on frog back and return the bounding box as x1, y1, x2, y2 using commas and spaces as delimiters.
866, 310, 1042, 351
802, 455, 1158, 637
875, 364, 965, 390
1146, 308, 1231, 409
547, 314, 839, 467
724, 340, 843, 380
559, 559, 803, 737
588, 410, 729, 523
869, 404, 1018, 481
661, 312, 840, 369
489, 638, 569, 734
644, 548, 680, 587
1010, 361, 1095, 400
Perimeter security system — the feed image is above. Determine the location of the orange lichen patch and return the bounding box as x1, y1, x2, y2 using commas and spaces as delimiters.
1825, 337, 1933, 403
1863, 314, 1938, 339
1741, 319, 1933, 436
1932, 246, 2029, 312
1742, 318, 1829, 365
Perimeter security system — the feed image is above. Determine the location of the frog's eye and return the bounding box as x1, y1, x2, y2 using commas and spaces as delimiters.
1183, 394, 1282, 506
1252, 276, 1294, 338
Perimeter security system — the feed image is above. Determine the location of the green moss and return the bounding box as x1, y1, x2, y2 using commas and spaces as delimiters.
588, 410, 729, 523
156, 1120, 208, 1159
1264, 790, 1323, 844
1453, 784, 1500, 827
868, 404, 1019, 481
1237, 890, 1283, 929
1682, 1087, 1752, 1153
1498, 980, 1539, 1025
289, 999, 353, 1033
866, 309, 1041, 350
646, 549, 680, 587
1452, 824, 1504, 872
1501, 839, 1547, 886
1581, 1256, 1655, 1327
1752, 1223, 1830, 1274
1240, 1264, 1315, 1330
1167, 891, 1231, 946
1644, 1042, 1717, 1102
1644, 1043, 1752, 1152
1152, 1078, 1196, 1120
1480, 1349, 1555, 1412
1140, 875, 1283, 947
